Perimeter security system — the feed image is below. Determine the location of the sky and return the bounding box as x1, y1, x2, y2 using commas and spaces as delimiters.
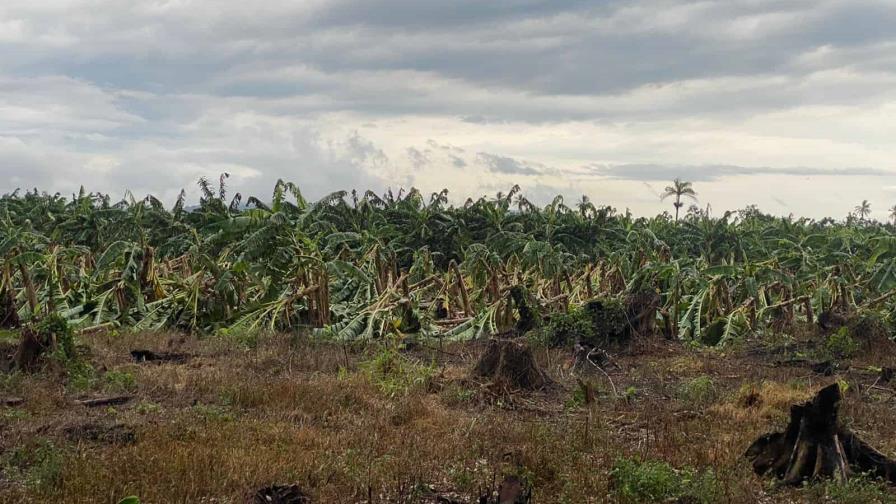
2, 0, 896, 219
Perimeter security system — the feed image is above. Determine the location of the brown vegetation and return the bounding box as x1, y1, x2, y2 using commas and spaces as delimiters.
2, 331, 896, 503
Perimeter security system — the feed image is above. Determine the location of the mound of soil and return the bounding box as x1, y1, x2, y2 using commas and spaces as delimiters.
745, 383, 896, 485
251, 484, 311, 504
474, 339, 548, 390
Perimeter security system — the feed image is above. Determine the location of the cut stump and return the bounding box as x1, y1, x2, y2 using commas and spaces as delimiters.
745, 383, 896, 485
251, 484, 311, 504
474, 339, 547, 390
14, 327, 45, 372
131, 349, 189, 364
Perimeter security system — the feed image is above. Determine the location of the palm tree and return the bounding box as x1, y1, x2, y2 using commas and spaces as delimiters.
661, 178, 697, 221
855, 200, 871, 222
888, 204, 896, 226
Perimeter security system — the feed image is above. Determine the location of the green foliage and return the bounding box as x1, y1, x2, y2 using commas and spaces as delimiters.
65, 360, 98, 392
541, 307, 595, 347
36, 313, 75, 360
610, 457, 722, 504
117, 497, 141, 504
540, 298, 628, 348
192, 404, 236, 423
2, 439, 64, 492
676, 375, 717, 404
440, 383, 475, 406
361, 346, 436, 397
826, 327, 860, 359
104, 369, 137, 393
805, 475, 896, 504
5, 179, 896, 348
583, 298, 628, 345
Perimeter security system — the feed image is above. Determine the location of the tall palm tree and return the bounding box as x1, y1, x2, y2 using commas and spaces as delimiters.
661, 178, 697, 221
855, 200, 871, 222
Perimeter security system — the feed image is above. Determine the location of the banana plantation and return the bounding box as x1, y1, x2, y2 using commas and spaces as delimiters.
3, 176, 896, 345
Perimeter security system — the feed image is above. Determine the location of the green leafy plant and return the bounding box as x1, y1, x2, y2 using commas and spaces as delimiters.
361, 346, 435, 397
610, 457, 721, 504
677, 375, 717, 404
826, 327, 860, 359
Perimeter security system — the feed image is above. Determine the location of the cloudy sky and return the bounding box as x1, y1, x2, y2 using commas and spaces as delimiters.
2, 0, 896, 218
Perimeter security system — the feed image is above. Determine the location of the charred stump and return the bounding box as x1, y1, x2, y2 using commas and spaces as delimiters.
131, 349, 189, 364
745, 383, 896, 485
251, 484, 311, 504
0, 287, 20, 329
509, 286, 540, 335
474, 339, 547, 390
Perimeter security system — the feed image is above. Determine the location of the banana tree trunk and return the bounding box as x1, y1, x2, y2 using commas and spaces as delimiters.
17, 261, 38, 315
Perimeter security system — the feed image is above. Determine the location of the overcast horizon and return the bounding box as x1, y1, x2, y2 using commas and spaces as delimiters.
2, 1, 896, 219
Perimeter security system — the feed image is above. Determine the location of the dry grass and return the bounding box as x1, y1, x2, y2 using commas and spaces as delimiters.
2, 332, 896, 503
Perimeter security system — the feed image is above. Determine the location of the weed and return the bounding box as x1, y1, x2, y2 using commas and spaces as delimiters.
65, 360, 98, 392
825, 327, 859, 359
1, 407, 30, 421
610, 457, 722, 504
361, 346, 435, 397
104, 369, 137, 394
677, 375, 717, 404
192, 404, 236, 423
440, 383, 475, 406
135, 400, 162, 415
806, 475, 896, 504
3, 439, 64, 493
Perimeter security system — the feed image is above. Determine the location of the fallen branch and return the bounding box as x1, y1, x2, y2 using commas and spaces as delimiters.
76, 395, 134, 408
2, 397, 24, 407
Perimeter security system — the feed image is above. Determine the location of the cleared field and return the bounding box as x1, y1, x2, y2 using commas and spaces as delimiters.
3, 330, 896, 503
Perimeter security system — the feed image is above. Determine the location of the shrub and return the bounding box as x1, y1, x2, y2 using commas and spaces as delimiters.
3, 439, 64, 492
540, 297, 627, 348
37, 313, 75, 361
541, 308, 595, 348
825, 327, 859, 359
609, 457, 722, 504
104, 369, 137, 393
677, 375, 717, 405
361, 346, 435, 397
848, 312, 892, 344
584, 298, 628, 345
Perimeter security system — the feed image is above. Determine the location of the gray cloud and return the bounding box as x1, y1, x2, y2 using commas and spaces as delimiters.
588, 164, 896, 182
2, 0, 896, 217
477, 153, 542, 175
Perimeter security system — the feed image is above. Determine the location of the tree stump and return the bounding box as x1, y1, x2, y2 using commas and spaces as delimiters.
745, 383, 896, 485
251, 484, 311, 504
14, 327, 45, 372
0, 288, 20, 329
474, 339, 547, 390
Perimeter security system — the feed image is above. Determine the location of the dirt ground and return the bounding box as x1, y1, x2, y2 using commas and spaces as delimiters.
2, 330, 896, 503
